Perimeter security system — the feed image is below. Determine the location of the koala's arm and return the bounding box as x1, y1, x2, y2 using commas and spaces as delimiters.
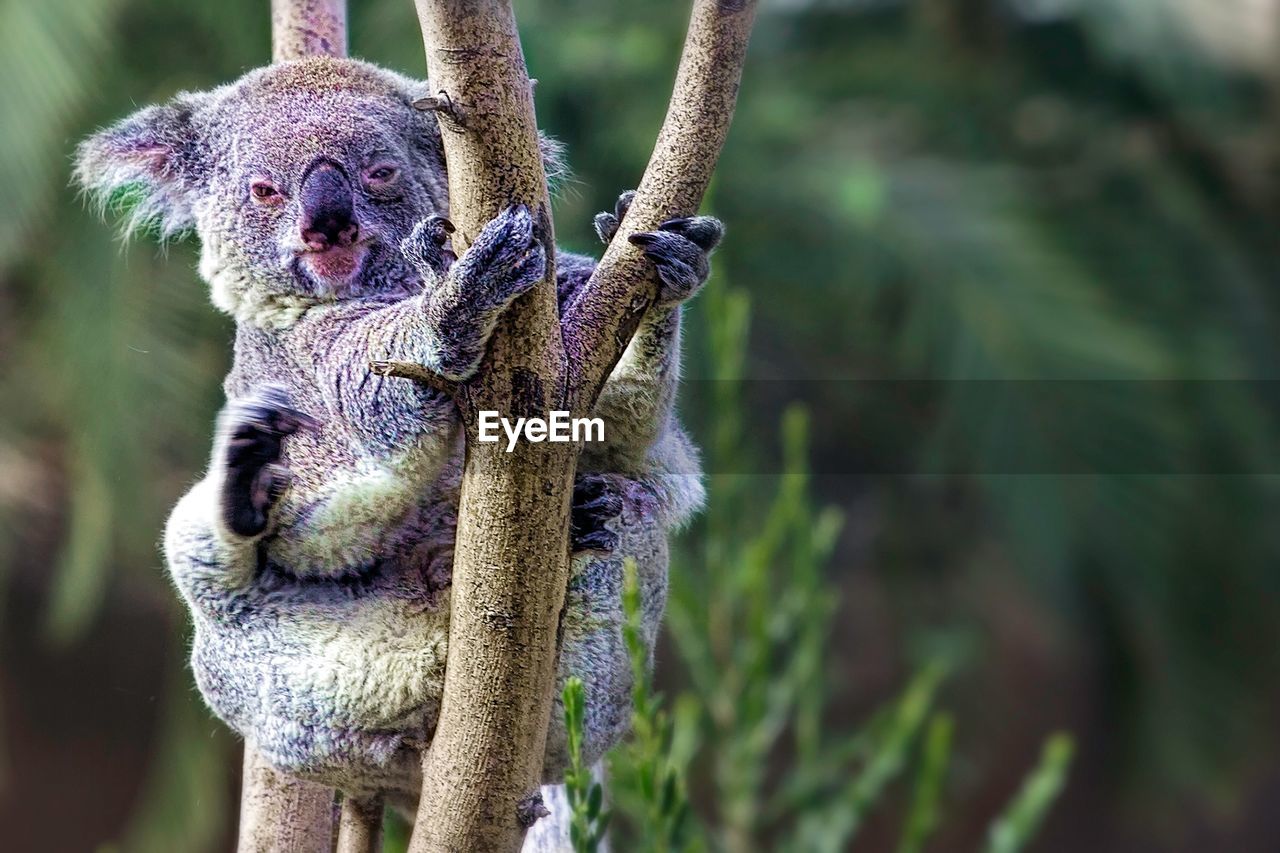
365, 206, 544, 382
558, 193, 721, 493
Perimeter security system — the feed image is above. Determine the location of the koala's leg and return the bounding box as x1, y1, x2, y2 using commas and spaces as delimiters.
387, 204, 546, 381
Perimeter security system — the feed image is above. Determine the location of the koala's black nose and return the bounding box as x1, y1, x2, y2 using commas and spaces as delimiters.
300, 162, 359, 250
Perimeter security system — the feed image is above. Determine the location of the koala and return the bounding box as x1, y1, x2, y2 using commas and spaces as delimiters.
77, 56, 721, 803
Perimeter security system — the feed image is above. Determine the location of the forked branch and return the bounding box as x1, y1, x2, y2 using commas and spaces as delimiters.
405, 2, 757, 853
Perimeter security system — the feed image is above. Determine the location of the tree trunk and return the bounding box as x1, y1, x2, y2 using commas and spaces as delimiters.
271, 0, 347, 62
336, 794, 384, 853
562, 0, 761, 403
406, 3, 573, 851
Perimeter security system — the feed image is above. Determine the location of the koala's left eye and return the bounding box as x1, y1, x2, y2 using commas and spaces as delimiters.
250, 180, 282, 203
365, 165, 399, 185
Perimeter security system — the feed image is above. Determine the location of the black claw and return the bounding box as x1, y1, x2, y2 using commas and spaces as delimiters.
614, 190, 636, 220
658, 215, 724, 251
594, 190, 638, 244
594, 212, 618, 245
573, 529, 620, 554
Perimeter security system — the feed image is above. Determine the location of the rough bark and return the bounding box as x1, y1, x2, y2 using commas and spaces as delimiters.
403, 1, 757, 852
407, 2, 574, 852
235, 5, 348, 853
271, 0, 347, 62
237, 743, 337, 853
564, 0, 760, 408
336, 794, 385, 853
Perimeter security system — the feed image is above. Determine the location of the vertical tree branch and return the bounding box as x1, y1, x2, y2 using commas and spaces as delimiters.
336, 794, 385, 853
564, 0, 759, 408
238, 743, 337, 853
236, 4, 349, 852
408, 2, 574, 852
271, 0, 348, 62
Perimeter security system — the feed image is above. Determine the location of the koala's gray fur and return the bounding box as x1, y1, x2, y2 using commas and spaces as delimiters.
77, 56, 718, 804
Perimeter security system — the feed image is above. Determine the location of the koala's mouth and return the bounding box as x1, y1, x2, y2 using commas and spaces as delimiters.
297, 242, 372, 295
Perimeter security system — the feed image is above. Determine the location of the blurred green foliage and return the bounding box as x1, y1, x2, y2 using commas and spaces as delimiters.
2, 0, 1279, 849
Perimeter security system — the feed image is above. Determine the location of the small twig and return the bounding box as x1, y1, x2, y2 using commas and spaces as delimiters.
369, 359, 459, 398
413, 91, 464, 127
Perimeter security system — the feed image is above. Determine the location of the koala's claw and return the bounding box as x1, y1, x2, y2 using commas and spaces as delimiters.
402, 215, 457, 281
593, 190, 637, 244
452, 204, 546, 312
627, 215, 723, 305
219, 385, 316, 538
596, 190, 723, 306
571, 475, 624, 555
655, 216, 724, 252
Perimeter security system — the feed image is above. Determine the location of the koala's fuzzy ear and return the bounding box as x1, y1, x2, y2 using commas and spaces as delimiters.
75, 93, 210, 238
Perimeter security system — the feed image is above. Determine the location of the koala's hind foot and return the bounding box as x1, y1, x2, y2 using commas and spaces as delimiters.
217, 384, 316, 538
426, 204, 547, 380
570, 475, 624, 554
594, 190, 723, 307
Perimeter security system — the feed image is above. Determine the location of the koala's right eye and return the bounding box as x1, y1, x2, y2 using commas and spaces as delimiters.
250, 180, 283, 204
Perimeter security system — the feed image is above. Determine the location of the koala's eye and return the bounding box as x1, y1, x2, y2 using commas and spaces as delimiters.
250, 180, 282, 203
365, 165, 399, 186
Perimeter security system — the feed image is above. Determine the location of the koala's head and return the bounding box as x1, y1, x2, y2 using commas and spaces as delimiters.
77, 58, 455, 325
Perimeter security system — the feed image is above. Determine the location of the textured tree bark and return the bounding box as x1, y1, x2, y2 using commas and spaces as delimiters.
406, 2, 573, 852
271, 0, 347, 62
336, 794, 384, 853
237, 743, 337, 853
404, 2, 757, 852
235, 4, 348, 852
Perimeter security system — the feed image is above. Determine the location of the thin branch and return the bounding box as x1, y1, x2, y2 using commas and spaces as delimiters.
564, 0, 759, 409
271, 0, 347, 62
336, 794, 385, 853
237, 744, 337, 853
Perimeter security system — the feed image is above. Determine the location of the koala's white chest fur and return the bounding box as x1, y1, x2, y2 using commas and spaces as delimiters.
268, 426, 455, 577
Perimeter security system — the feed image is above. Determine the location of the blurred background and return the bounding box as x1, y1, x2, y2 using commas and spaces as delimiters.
3, 0, 1280, 850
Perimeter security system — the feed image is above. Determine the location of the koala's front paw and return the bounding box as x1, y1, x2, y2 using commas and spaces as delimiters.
217, 384, 317, 538
426, 205, 547, 380
450, 204, 546, 314
595, 190, 723, 307
570, 475, 624, 554
401, 215, 457, 282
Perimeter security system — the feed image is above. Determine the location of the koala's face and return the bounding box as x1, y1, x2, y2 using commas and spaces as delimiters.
77, 58, 450, 321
